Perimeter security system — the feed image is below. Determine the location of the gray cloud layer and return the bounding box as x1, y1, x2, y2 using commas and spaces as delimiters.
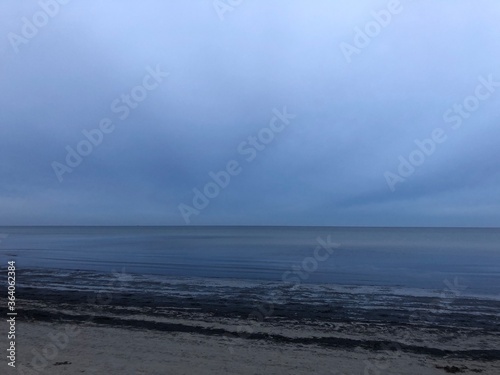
1, 0, 500, 226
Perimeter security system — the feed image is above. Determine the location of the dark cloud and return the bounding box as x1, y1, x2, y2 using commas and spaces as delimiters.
1, 0, 499, 226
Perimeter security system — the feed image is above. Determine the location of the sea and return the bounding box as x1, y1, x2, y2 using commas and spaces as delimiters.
2, 226, 500, 361
0, 226, 499, 299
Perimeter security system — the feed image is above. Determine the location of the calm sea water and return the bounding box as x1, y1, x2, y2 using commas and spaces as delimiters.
0, 226, 499, 298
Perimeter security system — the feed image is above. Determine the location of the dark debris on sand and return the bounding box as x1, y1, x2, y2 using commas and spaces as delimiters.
54, 361, 71, 366
435, 364, 483, 373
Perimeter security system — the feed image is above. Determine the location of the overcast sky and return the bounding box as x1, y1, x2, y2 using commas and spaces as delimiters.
1, 0, 500, 226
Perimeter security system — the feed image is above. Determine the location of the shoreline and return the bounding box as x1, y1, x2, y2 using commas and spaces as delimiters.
5, 299, 500, 362
9, 321, 500, 375
3, 268, 500, 373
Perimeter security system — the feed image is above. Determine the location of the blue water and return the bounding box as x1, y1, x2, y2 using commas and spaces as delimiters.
0, 226, 499, 298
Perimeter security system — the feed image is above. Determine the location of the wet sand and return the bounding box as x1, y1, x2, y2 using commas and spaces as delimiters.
3, 288, 500, 375
3, 268, 500, 374
12, 322, 500, 375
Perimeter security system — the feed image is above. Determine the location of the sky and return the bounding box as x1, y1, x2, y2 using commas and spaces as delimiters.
1, 0, 500, 227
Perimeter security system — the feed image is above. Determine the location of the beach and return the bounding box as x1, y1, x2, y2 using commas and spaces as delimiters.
12, 321, 500, 375
4, 0, 500, 373
3, 267, 500, 374
1, 227, 500, 374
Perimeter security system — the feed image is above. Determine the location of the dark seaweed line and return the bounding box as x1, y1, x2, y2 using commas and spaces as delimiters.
10, 307, 500, 362
11, 287, 500, 333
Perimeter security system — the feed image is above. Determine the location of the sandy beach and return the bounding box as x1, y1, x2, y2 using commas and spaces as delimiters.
1, 227, 499, 375
12, 321, 500, 375
4, 277, 500, 375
